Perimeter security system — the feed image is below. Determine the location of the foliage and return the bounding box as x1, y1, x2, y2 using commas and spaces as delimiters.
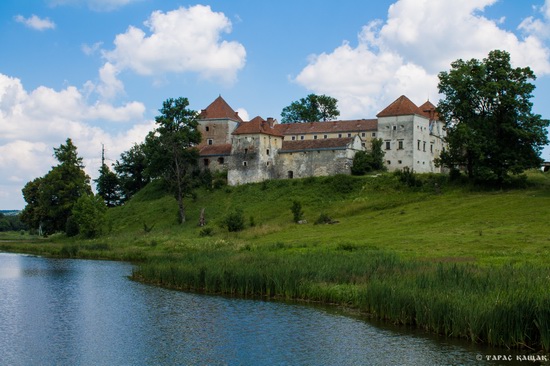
314, 213, 334, 225
145, 97, 202, 224
114, 143, 151, 202
0, 212, 26, 232
95, 164, 122, 207
20, 138, 92, 235
280, 94, 340, 123
437, 50, 550, 185
222, 209, 245, 232
351, 139, 386, 175
71, 194, 107, 238
394, 167, 422, 188
290, 200, 304, 223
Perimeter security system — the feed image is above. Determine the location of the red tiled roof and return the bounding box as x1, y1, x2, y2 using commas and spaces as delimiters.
199, 144, 232, 156
278, 119, 377, 135
376, 95, 423, 117
232, 116, 284, 137
199, 96, 243, 122
279, 137, 354, 153
418, 100, 440, 120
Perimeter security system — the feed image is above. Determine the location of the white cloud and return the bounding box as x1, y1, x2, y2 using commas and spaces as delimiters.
0, 73, 152, 209
82, 41, 103, 56
48, 0, 141, 12
235, 108, 250, 122
14, 14, 56, 31
103, 5, 246, 84
295, 0, 550, 119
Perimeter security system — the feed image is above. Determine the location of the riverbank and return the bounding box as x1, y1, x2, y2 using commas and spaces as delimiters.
3, 171, 550, 350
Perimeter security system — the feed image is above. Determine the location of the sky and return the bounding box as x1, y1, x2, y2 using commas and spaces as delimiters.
1, 0, 550, 209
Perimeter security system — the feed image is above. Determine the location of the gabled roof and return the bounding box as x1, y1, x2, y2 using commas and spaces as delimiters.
199, 96, 243, 122
376, 95, 423, 117
278, 119, 377, 135
199, 144, 232, 157
232, 116, 284, 137
279, 137, 354, 153
418, 100, 440, 120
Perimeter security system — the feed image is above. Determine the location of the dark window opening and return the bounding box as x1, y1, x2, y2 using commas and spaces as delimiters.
288, 171, 294, 179
218, 157, 224, 164
203, 159, 209, 166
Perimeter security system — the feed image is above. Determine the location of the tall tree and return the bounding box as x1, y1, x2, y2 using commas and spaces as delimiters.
114, 143, 150, 201
281, 94, 340, 123
437, 50, 549, 184
146, 97, 202, 224
95, 163, 122, 207
21, 138, 92, 235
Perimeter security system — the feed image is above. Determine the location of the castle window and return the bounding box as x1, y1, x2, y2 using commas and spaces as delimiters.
423, 141, 426, 152
417, 140, 421, 150
338, 133, 342, 138
361, 132, 366, 137
362, 143, 366, 147
387, 160, 391, 165
207, 139, 213, 145
243, 161, 248, 167
300, 135, 305, 140
324, 135, 328, 139
314, 135, 318, 140
288, 171, 294, 179
218, 157, 224, 164
430, 144, 434, 153
372, 133, 376, 137
385, 140, 391, 150
205, 126, 209, 132
203, 159, 209, 166
292, 136, 296, 141
398, 160, 402, 164
398, 140, 404, 150
348, 133, 352, 137
244, 148, 248, 154
392, 126, 397, 130
266, 162, 270, 166
266, 149, 270, 156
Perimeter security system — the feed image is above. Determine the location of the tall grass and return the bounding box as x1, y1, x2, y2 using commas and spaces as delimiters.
133, 245, 550, 350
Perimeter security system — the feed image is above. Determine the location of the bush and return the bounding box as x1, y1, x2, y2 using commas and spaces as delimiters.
65, 215, 79, 237
222, 209, 245, 232
314, 213, 335, 225
199, 227, 214, 237
71, 194, 107, 238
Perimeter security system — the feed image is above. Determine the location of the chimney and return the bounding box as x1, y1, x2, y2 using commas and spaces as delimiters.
267, 117, 274, 127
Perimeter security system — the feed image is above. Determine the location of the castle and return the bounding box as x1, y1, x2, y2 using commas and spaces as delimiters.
196, 95, 446, 185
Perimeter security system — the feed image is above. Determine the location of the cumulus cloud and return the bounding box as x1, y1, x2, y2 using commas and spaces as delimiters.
0, 73, 152, 208
295, 0, 550, 119
102, 5, 246, 84
14, 14, 56, 31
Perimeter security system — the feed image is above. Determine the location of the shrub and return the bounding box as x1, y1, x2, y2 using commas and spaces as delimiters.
222, 209, 245, 232
199, 227, 214, 237
314, 213, 334, 225
65, 215, 79, 237
71, 194, 107, 238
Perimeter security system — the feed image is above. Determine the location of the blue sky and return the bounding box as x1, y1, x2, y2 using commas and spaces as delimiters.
1, 0, 550, 209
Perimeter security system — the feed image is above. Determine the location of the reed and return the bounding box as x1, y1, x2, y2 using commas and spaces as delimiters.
133, 247, 550, 350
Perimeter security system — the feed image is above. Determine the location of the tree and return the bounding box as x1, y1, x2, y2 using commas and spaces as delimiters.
146, 97, 202, 224
114, 143, 150, 201
281, 94, 340, 123
20, 138, 92, 235
71, 194, 107, 238
95, 163, 122, 207
351, 139, 385, 175
437, 50, 549, 185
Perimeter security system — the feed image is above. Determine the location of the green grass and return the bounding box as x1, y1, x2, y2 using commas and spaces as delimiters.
3, 170, 550, 350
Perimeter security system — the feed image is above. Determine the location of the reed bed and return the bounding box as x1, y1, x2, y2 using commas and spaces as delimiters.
133, 246, 550, 351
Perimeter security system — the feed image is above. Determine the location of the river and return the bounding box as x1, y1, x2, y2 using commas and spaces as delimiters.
0, 252, 541, 365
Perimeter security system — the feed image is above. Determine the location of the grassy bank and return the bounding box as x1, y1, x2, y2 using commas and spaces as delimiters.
3, 171, 550, 350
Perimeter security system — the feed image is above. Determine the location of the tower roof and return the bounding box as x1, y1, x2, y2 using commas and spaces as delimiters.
232, 116, 283, 137
199, 95, 243, 122
418, 100, 440, 120
376, 95, 422, 117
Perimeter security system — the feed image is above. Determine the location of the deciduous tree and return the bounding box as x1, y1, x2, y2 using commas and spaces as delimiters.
146, 97, 202, 224
437, 50, 549, 185
281, 94, 340, 123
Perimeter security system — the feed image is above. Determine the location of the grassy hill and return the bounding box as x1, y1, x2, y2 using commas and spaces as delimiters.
3, 170, 550, 350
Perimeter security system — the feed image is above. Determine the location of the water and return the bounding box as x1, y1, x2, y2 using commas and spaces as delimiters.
0, 253, 542, 365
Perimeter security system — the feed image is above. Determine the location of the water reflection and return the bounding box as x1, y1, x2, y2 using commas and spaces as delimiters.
0, 253, 540, 365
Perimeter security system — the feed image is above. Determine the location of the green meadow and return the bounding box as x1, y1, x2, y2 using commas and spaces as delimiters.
2, 171, 550, 350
